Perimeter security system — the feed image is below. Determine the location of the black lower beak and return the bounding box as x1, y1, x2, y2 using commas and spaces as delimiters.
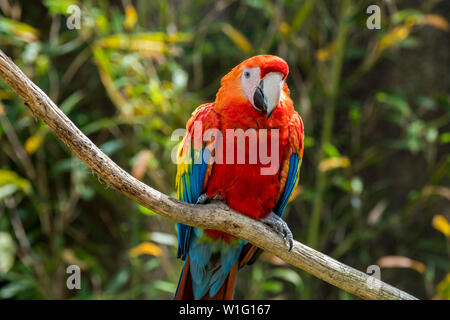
253, 82, 267, 112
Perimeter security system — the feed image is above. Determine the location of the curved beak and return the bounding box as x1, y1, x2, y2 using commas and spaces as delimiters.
253, 72, 283, 119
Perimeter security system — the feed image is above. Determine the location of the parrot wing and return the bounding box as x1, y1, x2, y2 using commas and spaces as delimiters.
176, 103, 220, 261
273, 112, 304, 218
239, 112, 304, 267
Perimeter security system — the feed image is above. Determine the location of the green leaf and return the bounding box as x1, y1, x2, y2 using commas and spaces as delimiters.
153, 280, 176, 293
105, 270, 129, 294
0, 170, 31, 195
426, 127, 438, 143
323, 143, 340, 158
145, 258, 160, 271
376, 92, 411, 117
138, 205, 156, 216
22, 42, 41, 63
0, 281, 30, 299
415, 96, 436, 110
350, 177, 364, 194
0, 17, 39, 42
440, 132, 450, 144
269, 268, 302, 287
261, 280, 283, 293
0, 232, 16, 274
0, 185, 18, 200
43, 0, 78, 15
391, 9, 422, 24
100, 140, 124, 155
304, 136, 315, 148
60, 91, 84, 114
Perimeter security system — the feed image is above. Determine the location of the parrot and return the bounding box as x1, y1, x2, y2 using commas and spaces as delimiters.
174, 55, 304, 300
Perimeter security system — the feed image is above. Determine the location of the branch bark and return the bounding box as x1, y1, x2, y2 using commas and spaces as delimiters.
0, 49, 417, 300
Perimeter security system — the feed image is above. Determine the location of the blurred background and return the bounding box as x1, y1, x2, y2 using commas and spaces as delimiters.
0, 0, 449, 300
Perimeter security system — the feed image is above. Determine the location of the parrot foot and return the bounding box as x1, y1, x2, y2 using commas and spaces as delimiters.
196, 193, 209, 204
196, 193, 224, 204
260, 212, 293, 251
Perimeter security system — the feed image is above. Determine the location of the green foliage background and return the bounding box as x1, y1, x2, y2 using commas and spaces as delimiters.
0, 0, 449, 299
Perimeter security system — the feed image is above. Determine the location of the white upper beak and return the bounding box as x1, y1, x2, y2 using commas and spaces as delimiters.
262, 72, 283, 117
252, 72, 284, 119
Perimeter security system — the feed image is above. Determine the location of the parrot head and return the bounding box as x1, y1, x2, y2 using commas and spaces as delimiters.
215, 55, 291, 123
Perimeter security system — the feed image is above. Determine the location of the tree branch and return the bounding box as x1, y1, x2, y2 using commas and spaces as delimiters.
0, 49, 417, 300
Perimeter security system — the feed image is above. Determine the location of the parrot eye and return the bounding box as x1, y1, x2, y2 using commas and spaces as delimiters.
242, 68, 258, 81
241, 67, 261, 108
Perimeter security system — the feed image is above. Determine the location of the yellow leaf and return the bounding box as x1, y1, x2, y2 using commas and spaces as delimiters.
435, 273, 450, 300
0, 170, 31, 194
98, 34, 166, 53
279, 22, 291, 36
316, 42, 336, 62
0, 17, 39, 42
432, 215, 450, 237
420, 14, 449, 32
422, 185, 450, 200
376, 256, 427, 274
0, 89, 13, 100
376, 19, 415, 54
24, 133, 44, 155
376, 14, 448, 55
123, 5, 138, 30
318, 156, 351, 172
129, 242, 162, 258
96, 33, 192, 55
222, 24, 254, 55
62, 249, 88, 270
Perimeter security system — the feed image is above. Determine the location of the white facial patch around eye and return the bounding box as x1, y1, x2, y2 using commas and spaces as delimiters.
241, 67, 260, 107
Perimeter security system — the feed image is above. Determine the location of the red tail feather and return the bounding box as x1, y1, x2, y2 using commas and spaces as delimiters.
175, 257, 194, 300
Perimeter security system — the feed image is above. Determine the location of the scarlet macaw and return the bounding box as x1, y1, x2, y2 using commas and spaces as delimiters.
174, 55, 304, 300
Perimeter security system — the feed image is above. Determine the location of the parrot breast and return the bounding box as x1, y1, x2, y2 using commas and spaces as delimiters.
204, 120, 290, 240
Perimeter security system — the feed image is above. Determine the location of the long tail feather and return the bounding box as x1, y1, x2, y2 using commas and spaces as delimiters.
174, 258, 239, 300
239, 243, 262, 268
174, 257, 194, 300
201, 262, 238, 300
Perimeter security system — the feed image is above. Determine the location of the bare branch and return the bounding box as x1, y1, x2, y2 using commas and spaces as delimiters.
0, 49, 417, 300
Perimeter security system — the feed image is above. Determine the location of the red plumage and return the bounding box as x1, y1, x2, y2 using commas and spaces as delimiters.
175, 55, 304, 299
199, 56, 303, 240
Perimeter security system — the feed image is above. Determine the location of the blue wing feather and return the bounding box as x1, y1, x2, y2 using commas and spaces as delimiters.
274, 153, 301, 217
176, 148, 211, 260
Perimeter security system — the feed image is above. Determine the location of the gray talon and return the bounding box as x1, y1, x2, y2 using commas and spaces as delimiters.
196, 193, 209, 204
260, 212, 294, 251
196, 193, 223, 205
